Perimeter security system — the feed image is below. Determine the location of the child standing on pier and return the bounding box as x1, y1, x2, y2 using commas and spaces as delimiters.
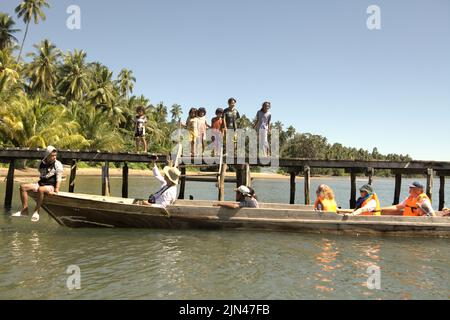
197, 108, 210, 155
254, 101, 272, 157
134, 106, 148, 153
211, 108, 226, 156
186, 108, 199, 157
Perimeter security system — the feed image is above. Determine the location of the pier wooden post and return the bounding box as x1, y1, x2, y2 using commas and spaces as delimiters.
178, 166, 186, 199
304, 166, 311, 205
350, 170, 357, 209
122, 162, 129, 198
218, 164, 227, 201
4, 160, 15, 208
439, 175, 445, 211
68, 160, 77, 193
426, 168, 433, 200
393, 173, 402, 205
367, 167, 374, 185
102, 161, 110, 197
290, 171, 297, 204
243, 163, 251, 187
235, 164, 245, 201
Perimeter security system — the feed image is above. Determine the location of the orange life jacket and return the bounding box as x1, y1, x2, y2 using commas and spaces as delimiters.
314, 198, 338, 213
360, 193, 382, 216
403, 193, 431, 216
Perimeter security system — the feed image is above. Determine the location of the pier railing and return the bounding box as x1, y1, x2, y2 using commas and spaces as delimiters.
1, 148, 449, 210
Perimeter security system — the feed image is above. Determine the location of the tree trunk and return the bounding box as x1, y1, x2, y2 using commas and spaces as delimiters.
17, 21, 30, 63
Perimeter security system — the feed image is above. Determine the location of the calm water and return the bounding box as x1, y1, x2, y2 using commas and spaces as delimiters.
0, 175, 449, 300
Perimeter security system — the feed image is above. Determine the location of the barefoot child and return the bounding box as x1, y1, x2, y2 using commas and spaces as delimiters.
211, 108, 226, 156
197, 107, 210, 155
134, 106, 148, 153
186, 108, 198, 157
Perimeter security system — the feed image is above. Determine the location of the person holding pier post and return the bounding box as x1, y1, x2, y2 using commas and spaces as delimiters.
11, 146, 63, 222
142, 156, 181, 209
381, 181, 436, 217
350, 184, 382, 216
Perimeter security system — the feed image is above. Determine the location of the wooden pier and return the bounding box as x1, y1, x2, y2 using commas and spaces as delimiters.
1, 148, 449, 210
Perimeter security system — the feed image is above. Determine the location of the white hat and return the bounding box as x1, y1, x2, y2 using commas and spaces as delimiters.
43, 145, 57, 161
162, 166, 181, 185
235, 185, 251, 196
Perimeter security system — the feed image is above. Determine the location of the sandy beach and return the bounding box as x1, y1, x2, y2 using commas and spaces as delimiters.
0, 167, 296, 181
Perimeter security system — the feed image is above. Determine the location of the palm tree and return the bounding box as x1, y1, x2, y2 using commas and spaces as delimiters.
58, 49, 90, 102
170, 104, 182, 122
0, 48, 20, 94
0, 13, 20, 50
15, 0, 50, 62
153, 102, 168, 123
71, 103, 124, 151
0, 92, 88, 149
26, 39, 60, 97
117, 68, 136, 99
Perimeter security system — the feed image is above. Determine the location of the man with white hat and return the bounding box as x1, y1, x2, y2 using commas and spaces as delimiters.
12, 146, 64, 222
381, 181, 435, 217
143, 157, 181, 208
214, 185, 259, 209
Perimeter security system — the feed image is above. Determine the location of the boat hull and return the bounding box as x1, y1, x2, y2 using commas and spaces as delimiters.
31, 192, 450, 238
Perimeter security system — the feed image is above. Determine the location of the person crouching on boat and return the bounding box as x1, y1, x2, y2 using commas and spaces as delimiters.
12, 146, 63, 222
142, 161, 181, 208
314, 184, 338, 213
214, 185, 259, 209
381, 181, 435, 217
350, 184, 381, 216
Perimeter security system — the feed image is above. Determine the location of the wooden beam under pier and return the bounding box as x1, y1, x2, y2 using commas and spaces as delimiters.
4, 160, 15, 209
122, 162, 129, 198
439, 176, 445, 211
426, 168, 433, 200
102, 162, 110, 197
178, 167, 186, 200
304, 166, 311, 205
393, 174, 402, 205
68, 160, 77, 193
290, 171, 297, 205
350, 170, 357, 209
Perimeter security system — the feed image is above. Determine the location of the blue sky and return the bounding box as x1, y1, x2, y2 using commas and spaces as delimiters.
2, 0, 449, 160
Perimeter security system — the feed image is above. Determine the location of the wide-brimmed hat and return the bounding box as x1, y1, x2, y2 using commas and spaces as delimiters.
359, 184, 373, 194
43, 145, 57, 161
409, 181, 424, 190
162, 166, 181, 185
235, 185, 251, 196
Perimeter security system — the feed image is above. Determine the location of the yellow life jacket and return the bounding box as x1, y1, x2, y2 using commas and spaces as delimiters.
314, 198, 337, 213
360, 193, 382, 216
404, 193, 430, 216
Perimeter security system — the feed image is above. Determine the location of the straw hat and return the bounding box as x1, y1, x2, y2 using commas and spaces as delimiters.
162, 166, 181, 185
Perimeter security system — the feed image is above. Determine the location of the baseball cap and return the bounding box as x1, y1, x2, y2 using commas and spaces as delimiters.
235, 185, 251, 196
409, 181, 424, 189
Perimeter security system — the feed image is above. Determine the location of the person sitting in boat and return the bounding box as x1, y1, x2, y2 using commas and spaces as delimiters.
142, 161, 181, 209
11, 145, 63, 222
214, 185, 259, 209
381, 181, 436, 217
443, 208, 450, 217
314, 184, 338, 213
350, 184, 381, 216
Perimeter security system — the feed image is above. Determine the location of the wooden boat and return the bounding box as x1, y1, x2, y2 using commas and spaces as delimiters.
28, 192, 450, 238
30, 192, 450, 237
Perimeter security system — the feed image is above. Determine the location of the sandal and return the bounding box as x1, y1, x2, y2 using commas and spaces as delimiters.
31, 212, 40, 223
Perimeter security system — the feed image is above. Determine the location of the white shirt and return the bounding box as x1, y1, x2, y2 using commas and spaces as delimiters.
361, 199, 377, 212
151, 165, 177, 209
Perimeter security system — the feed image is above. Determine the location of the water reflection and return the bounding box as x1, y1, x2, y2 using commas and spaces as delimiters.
314, 238, 342, 293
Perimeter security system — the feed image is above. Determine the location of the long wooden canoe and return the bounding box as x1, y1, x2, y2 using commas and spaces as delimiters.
29, 192, 450, 238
